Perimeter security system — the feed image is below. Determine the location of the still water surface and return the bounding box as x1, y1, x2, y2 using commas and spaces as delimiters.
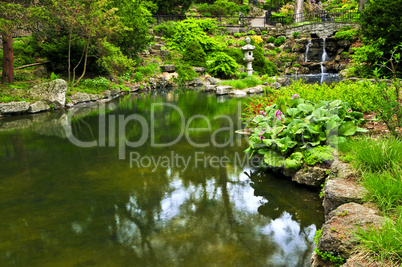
0, 91, 324, 266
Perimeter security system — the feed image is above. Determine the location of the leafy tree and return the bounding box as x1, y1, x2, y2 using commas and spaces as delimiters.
47, 0, 120, 86
108, 0, 154, 56
360, 0, 402, 52
182, 39, 207, 67
152, 0, 194, 15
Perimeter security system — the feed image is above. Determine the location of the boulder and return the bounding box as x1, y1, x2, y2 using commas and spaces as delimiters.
323, 178, 368, 219
270, 82, 281, 89
70, 92, 91, 104
244, 86, 263, 94
28, 101, 49, 113
102, 90, 111, 99
28, 79, 67, 109
318, 203, 385, 260
110, 88, 120, 96
204, 85, 217, 92
229, 90, 247, 96
153, 44, 165, 50
0, 101, 30, 115
207, 77, 218, 85
216, 86, 232, 95
187, 78, 204, 87
292, 165, 329, 187
193, 67, 206, 73
276, 77, 291, 86
88, 94, 102, 101
160, 65, 176, 73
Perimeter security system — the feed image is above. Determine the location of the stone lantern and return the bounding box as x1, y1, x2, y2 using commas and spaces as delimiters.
242, 37, 255, 76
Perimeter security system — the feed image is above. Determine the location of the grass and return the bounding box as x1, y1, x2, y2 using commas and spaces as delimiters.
219, 75, 263, 89
338, 135, 402, 265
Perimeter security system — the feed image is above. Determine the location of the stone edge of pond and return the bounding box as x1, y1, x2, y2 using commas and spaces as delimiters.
294, 155, 386, 266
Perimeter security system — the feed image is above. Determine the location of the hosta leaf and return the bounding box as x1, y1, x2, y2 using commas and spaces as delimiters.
284, 152, 303, 170
339, 121, 357, 136
264, 150, 285, 167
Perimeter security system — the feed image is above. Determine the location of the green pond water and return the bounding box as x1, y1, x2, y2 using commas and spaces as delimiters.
0, 90, 324, 266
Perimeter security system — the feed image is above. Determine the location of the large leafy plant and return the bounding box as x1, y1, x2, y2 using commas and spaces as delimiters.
244, 96, 368, 171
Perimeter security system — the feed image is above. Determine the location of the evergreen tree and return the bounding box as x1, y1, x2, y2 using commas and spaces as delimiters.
182, 40, 207, 68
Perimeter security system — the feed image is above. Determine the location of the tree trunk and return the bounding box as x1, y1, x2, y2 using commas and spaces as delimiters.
294, 0, 304, 23
1, 32, 14, 84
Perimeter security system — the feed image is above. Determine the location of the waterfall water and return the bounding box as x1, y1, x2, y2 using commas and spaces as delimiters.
305, 40, 312, 62
321, 38, 330, 62
320, 38, 330, 83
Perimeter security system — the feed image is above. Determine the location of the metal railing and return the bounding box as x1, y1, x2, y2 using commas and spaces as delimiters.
266, 9, 360, 26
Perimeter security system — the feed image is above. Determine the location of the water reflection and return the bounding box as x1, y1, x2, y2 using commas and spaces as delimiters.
0, 90, 323, 266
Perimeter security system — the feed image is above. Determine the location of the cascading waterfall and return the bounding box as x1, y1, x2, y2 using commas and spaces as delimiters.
305, 40, 312, 62
320, 38, 331, 83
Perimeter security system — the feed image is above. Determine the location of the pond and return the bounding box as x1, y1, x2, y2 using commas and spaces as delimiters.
0, 90, 324, 266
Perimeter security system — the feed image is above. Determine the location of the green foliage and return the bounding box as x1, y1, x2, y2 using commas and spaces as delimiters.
135, 62, 161, 77
267, 36, 276, 43
253, 45, 277, 76
220, 75, 263, 89
292, 32, 300, 38
153, 0, 194, 15
154, 21, 178, 38
224, 47, 244, 65
360, 0, 402, 53
175, 64, 198, 85
349, 40, 385, 77
261, 31, 268, 35
79, 77, 111, 91
334, 28, 359, 41
276, 80, 383, 113
197, 0, 242, 16
340, 136, 402, 174
244, 97, 367, 171
355, 215, 402, 265
207, 52, 238, 78
302, 145, 335, 166
50, 72, 61, 81
273, 36, 286, 47
313, 229, 345, 266
133, 72, 144, 82
12, 37, 38, 68
166, 18, 221, 53
108, 0, 153, 56
97, 39, 135, 75
182, 39, 207, 67
248, 30, 255, 35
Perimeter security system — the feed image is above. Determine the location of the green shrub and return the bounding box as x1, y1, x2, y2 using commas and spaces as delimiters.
13, 37, 38, 68
292, 32, 300, 38
175, 64, 198, 85
97, 39, 134, 75
253, 45, 277, 76
136, 62, 160, 77
220, 75, 262, 89
261, 31, 268, 35
267, 36, 276, 43
182, 39, 207, 67
234, 33, 242, 38
79, 77, 111, 90
248, 30, 255, 35
274, 36, 286, 47
334, 28, 359, 41
154, 21, 177, 38
303, 145, 335, 166
276, 80, 383, 113
133, 72, 143, 82
50, 72, 61, 81
207, 52, 238, 78
224, 46, 245, 65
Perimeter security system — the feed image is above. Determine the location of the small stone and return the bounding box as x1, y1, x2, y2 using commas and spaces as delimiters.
70, 92, 90, 104
193, 67, 206, 73
204, 85, 217, 92
160, 65, 176, 73
28, 101, 49, 113
229, 90, 247, 96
